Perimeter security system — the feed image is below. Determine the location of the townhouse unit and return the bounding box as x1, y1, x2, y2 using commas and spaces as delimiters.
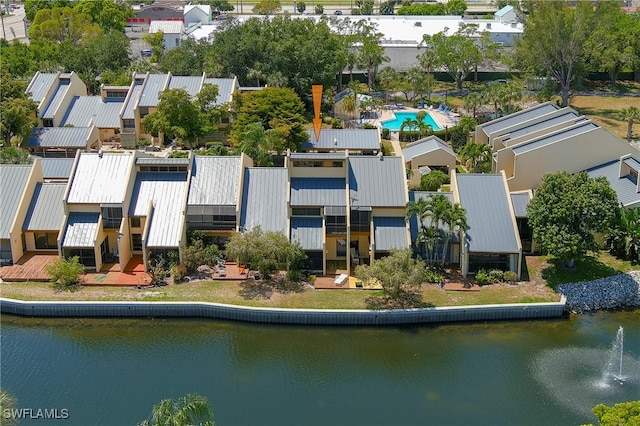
587, 154, 640, 210
301, 129, 381, 155
25, 72, 239, 151
402, 135, 457, 188
477, 102, 637, 192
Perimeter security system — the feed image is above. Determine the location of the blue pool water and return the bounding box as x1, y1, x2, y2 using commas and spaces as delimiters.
382, 111, 442, 131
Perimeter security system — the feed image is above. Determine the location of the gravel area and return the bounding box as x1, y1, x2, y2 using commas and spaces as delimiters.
557, 272, 640, 313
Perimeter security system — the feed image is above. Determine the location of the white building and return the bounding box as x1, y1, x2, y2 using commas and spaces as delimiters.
149, 20, 185, 52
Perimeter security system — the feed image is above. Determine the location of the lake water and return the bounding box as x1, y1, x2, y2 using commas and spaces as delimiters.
381, 111, 443, 132
1, 310, 639, 426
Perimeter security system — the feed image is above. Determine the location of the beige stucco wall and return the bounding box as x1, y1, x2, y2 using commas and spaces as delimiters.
506, 127, 635, 191
9, 160, 43, 263
406, 150, 457, 188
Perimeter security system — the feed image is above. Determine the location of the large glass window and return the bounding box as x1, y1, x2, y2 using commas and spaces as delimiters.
336, 239, 347, 257
186, 215, 236, 231
102, 207, 123, 229
326, 215, 346, 234
132, 234, 143, 251
64, 249, 96, 267
350, 210, 371, 233
35, 232, 57, 250
291, 208, 321, 217
468, 253, 509, 273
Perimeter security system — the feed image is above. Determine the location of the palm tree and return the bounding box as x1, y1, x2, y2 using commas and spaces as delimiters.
619, 106, 640, 141
237, 122, 275, 166
400, 118, 419, 141
463, 92, 483, 119
608, 207, 640, 261
138, 393, 215, 426
460, 142, 492, 173
420, 169, 449, 191
441, 203, 467, 267
426, 194, 451, 264
503, 81, 523, 114
377, 66, 398, 105
405, 198, 431, 258
1, 389, 17, 426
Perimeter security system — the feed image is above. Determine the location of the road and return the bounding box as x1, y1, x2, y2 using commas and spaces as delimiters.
0, 6, 27, 42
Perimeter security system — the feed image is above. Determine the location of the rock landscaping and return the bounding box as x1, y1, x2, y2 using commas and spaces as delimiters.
558, 272, 640, 313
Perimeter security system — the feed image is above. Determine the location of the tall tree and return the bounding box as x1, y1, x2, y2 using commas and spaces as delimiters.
376, 66, 398, 104
445, 0, 467, 15
73, 0, 133, 33
236, 122, 278, 166
420, 169, 449, 191
442, 202, 467, 267
527, 171, 619, 269
419, 24, 494, 90
29, 6, 102, 45
607, 207, 640, 262
0, 75, 37, 146
514, 0, 594, 107
354, 20, 388, 91
138, 393, 216, 426
459, 142, 491, 173
230, 87, 306, 152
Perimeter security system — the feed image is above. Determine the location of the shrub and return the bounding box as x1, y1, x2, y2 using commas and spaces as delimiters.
381, 128, 390, 139
331, 118, 344, 129
474, 269, 493, 286
182, 240, 220, 272
503, 270, 519, 284
307, 274, 317, 285
46, 256, 85, 291
424, 269, 444, 284
148, 257, 168, 286
323, 115, 333, 124
314, 4, 323, 13
489, 269, 504, 283
137, 138, 150, 148
170, 264, 187, 283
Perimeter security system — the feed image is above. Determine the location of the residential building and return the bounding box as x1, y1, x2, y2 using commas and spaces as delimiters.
402, 135, 457, 188
149, 20, 185, 52
184, 5, 212, 26
26, 126, 100, 158
302, 129, 381, 155
26, 72, 87, 128
587, 154, 640, 210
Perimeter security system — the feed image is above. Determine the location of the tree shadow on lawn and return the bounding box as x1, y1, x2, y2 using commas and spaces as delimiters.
541, 256, 620, 290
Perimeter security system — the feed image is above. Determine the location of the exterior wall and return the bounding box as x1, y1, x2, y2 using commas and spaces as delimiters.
9, 161, 43, 263
507, 128, 635, 191
99, 128, 118, 142
185, 8, 209, 25
50, 74, 88, 127
406, 150, 457, 188
0, 298, 567, 324
162, 32, 181, 52
288, 162, 348, 178
495, 149, 515, 180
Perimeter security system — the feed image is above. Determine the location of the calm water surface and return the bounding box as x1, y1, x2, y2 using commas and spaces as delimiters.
1, 311, 639, 426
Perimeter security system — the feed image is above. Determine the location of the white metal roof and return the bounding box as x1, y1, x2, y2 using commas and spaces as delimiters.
0, 164, 33, 239
188, 156, 241, 206
67, 152, 135, 204
23, 182, 66, 231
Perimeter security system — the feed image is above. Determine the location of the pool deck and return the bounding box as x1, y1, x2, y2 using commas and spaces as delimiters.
372, 105, 459, 132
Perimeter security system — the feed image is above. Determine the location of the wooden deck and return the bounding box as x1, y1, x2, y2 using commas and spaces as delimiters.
0, 252, 58, 282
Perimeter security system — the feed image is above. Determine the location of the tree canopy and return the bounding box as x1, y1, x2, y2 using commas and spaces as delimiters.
527, 171, 620, 268
138, 393, 216, 426
0, 74, 38, 146
29, 6, 102, 45
224, 227, 306, 278
590, 401, 640, 426
230, 87, 307, 152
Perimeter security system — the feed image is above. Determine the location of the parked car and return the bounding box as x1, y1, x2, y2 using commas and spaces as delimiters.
141, 49, 153, 57
333, 10, 342, 15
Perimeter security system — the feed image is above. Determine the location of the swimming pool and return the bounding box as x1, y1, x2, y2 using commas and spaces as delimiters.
381, 111, 442, 132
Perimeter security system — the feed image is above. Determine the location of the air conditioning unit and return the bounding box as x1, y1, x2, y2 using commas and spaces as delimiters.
486, 23, 492, 29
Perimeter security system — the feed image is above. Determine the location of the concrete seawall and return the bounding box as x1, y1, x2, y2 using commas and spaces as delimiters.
0, 297, 567, 325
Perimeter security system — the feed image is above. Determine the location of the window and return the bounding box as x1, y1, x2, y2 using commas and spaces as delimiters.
186, 214, 236, 230
468, 253, 509, 273
292, 208, 321, 216
293, 161, 323, 167
102, 206, 123, 229
350, 210, 371, 233
106, 91, 127, 99
333, 161, 343, 168
64, 248, 96, 267
139, 107, 149, 117
326, 215, 346, 234
35, 232, 57, 250
336, 239, 347, 257
132, 234, 143, 251
43, 119, 54, 127
629, 168, 638, 184
123, 119, 135, 129
130, 217, 141, 228
138, 165, 187, 173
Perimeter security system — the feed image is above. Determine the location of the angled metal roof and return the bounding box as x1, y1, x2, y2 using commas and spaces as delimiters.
136, 157, 190, 165
168, 75, 203, 98
303, 129, 380, 150
240, 168, 288, 233
290, 178, 346, 207
62, 212, 99, 248
503, 110, 584, 142
39, 158, 75, 179
479, 102, 559, 137
0, 164, 33, 239
26, 73, 58, 104
495, 5, 514, 16
203, 78, 237, 105
122, 83, 143, 120
407, 191, 458, 243
511, 122, 599, 155
289, 152, 347, 160
587, 160, 640, 207
67, 152, 135, 204
27, 127, 92, 148
41, 82, 70, 119
23, 182, 66, 231
149, 20, 184, 34
456, 174, 520, 253
623, 157, 640, 171
290, 217, 323, 250
61, 96, 124, 128
138, 74, 170, 108
128, 172, 188, 247
349, 156, 406, 207
510, 192, 531, 218
374, 217, 408, 251
188, 156, 241, 206
402, 135, 455, 161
